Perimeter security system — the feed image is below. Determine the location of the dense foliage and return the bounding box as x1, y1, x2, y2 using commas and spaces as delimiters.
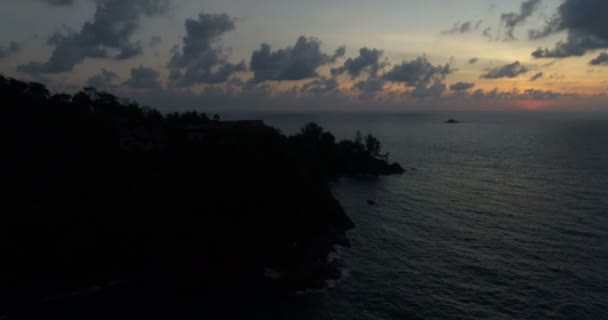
0, 75, 403, 315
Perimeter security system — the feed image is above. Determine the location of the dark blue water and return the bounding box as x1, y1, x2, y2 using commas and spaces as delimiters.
233, 112, 608, 319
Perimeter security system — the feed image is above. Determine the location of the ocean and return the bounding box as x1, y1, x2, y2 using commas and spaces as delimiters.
232, 112, 608, 320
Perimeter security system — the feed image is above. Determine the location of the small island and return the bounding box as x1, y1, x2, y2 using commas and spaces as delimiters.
0, 75, 404, 313
444, 119, 461, 124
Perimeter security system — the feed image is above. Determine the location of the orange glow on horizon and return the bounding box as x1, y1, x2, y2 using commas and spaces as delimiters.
518, 100, 550, 111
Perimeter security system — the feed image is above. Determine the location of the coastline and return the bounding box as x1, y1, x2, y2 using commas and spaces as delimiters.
0, 76, 403, 318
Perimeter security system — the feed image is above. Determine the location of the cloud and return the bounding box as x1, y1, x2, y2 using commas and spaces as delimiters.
409, 81, 447, 98
115, 42, 144, 60
119, 78, 594, 112
331, 47, 385, 78
354, 78, 385, 93
530, 0, 608, 58
501, 0, 542, 40
149, 36, 162, 48
250, 36, 340, 82
441, 20, 482, 35
527, 17, 560, 40
384, 56, 452, 87
529, 72, 544, 81
473, 87, 519, 99
548, 73, 565, 80
40, 0, 74, 6
168, 12, 246, 87
0, 41, 20, 59
331, 46, 346, 63
589, 52, 608, 66
521, 88, 563, 100
469, 57, 479, 64
382, 56, 452, 98
482, 26, 493, 40
124, 65, 162, 89
469, 87, 568, 101
302, 77, 340, 94
482, 61, 530, 79
86, 68, 119, 89
449, 82, 475, 91
18, 0, 169, 75
472, 88, 488, 99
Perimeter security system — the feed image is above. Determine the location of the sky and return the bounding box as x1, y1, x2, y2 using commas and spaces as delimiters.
1, 0, 608, 112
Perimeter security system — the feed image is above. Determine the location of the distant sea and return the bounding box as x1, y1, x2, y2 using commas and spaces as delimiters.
226, 112, 608, 320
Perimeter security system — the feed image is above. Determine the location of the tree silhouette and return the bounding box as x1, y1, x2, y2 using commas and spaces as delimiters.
365, 133, 382, 158
299, 122, 325, 143
354, 130, 363, 146
0, 75, 404, 316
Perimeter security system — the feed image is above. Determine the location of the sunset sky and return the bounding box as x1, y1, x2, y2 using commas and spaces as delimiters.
1, 0, 607, 111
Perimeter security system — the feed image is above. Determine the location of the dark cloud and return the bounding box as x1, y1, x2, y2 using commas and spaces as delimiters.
115, 42, 143, 60
482, 26, 493, 40
469, 87, 567, 101
331, 47, 385, 78
302, 77, 340, 94
0, 41, 20, 59
548, 73, 565, 80
472, 88, 487, 99
501, 0, 542, 40
354, 78, 385, 93
449, 82, 475, 91
443, 21, 472, 34
441, 20, 482, 35
250, 36, 339, 82
469, 57, 479, 64
18, 0, 169, 75
383, 56, 452, 98
521, 89, 563, 100
331, 46, 346, 63
121, 81, 590, 112
409, 81, 447, 98
384, 56, 452, 87
472, 88, 506, 99
169, 58, 246, 86
40, 0, 74, 6
539, 60, 557, 68
168, 12, 246, 86
481, 61, 530, 79
85, 68, 119, 89
589, 52, 608, 66
170, 13, 236, 66
149, 36, 162, 47
527, 16, 560, 40
529, 0, 608, 58
529, 72, 544, 81
124, 65, 162, 89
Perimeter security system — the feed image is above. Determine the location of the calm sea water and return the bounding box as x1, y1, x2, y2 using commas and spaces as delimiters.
234, 112, 608, 319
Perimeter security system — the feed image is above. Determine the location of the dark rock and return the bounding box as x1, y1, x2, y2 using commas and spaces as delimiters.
388, 163, 406, 174
444, 119, 460, 124
367, 200, 377, 205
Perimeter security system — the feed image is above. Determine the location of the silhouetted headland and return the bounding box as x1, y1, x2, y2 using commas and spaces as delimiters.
0, 75, 403, 317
